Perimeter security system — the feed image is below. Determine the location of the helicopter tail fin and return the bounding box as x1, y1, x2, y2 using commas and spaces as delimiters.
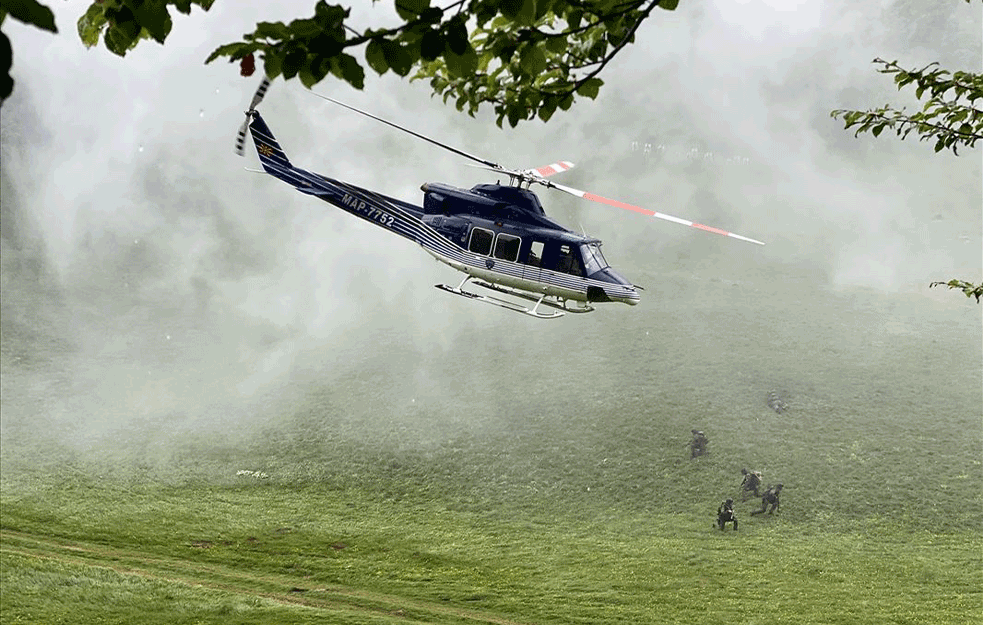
248, 112, 293, 173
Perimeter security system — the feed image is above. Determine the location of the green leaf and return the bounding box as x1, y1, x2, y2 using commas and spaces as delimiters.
104, 7, 142, 57
518, 43, 546, 77
3, 0, 57, 33
420, 7, 443, 23
263, 49, 283, 79
205, 42, 251, 64
299, 64, 318, 89
545, 36, 566, 54
500, 0, 522, 20
365, 38, 389, 75
288, 17, 322, 38
567, 8, 583, 30
314, 1, 349, 29
420, 28, 443, 61
534, 0, 555, 20
489, 15, 511, 30
77, 4, 108, 48
538, 95, 558, 122
337, 52, 365, 89
444, 45, 478, 79
0, 30, 11, 100
507, 103, 522, 127
382, 40, 412, 76
446, 15, 469, 55
254, 21, 291, 40
130, 0, 172, 44
282, 45, 307, 79
395, 0, 430, 20
576, 77, 603, 99
658, 0, 679, 10
310, 55, 332, 82
503, 0, 538, 26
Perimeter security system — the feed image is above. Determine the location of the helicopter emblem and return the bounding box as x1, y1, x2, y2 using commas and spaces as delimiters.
234, 79, 763, 319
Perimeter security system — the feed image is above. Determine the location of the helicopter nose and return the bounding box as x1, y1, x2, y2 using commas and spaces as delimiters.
590, 284, 639, 305
622, 286, 640, 305
588, 268, 640, 305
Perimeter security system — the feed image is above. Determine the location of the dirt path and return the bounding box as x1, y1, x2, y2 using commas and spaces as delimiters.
0, 529, 529, 625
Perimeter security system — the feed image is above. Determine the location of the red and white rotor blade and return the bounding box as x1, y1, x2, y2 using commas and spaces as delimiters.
525, 161, 575, 178
550, 182, 765, 246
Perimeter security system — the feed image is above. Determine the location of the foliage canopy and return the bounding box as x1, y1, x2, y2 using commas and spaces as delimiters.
0, 0, 679, 126
831, 57, 983, 155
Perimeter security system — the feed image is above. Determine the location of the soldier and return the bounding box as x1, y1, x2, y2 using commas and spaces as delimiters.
690, 430, 709, 458
740, 468, 762, 501
750, 483, 783, 515
717, 498, 738, 531
767, 390, 789, 414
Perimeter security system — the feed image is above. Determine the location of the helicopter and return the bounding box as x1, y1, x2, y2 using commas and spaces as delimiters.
234, 78, 763, 319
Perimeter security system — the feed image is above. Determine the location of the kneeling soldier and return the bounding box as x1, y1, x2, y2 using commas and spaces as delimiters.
750, 483, 783, 515
717, 498, 738, 531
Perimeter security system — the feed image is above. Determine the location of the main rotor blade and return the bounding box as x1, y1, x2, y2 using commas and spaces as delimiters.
549, 182, 765, 246
525, 161, 575, 178
311, 92, 503, 171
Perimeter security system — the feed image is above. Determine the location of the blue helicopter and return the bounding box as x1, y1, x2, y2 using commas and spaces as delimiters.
235, 79, 763, 319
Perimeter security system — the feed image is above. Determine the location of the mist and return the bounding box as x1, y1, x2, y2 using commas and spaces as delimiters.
1, 0, 980, 477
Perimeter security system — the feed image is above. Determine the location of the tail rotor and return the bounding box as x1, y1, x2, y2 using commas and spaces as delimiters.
235, 76, 271, 156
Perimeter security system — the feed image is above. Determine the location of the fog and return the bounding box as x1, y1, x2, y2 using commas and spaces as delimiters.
1, 0, 980, 463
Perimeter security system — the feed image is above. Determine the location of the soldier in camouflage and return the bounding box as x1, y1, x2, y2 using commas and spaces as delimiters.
717, 498, 738, 531
751, 484, 783, 516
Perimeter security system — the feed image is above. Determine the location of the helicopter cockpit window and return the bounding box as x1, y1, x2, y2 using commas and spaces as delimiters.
580, 242, 609, 276
468, 227, 494, 255
557, 244, 583, 277
493, 233, 521, 262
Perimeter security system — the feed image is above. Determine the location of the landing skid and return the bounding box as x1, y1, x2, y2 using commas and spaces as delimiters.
471, 280, 595, 314
436, 276, 588, 319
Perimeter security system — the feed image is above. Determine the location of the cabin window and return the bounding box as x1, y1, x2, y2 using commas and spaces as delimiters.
493, 233, 521, 262
557, 244, 583, 276
580, 242, 609, 276
468, 227, 494, 255
526, 241, 545, 267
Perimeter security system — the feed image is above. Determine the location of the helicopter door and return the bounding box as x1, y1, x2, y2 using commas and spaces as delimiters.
522, 240, 545, 282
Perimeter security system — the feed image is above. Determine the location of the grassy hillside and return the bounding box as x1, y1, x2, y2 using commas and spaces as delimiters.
2, 268, 981, 623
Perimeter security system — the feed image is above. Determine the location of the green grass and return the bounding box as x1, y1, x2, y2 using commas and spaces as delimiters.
2, 478, 981, 624
2, 271, 981, 623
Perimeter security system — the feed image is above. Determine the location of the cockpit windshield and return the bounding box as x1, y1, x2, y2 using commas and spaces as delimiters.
580, 242, 609, 276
